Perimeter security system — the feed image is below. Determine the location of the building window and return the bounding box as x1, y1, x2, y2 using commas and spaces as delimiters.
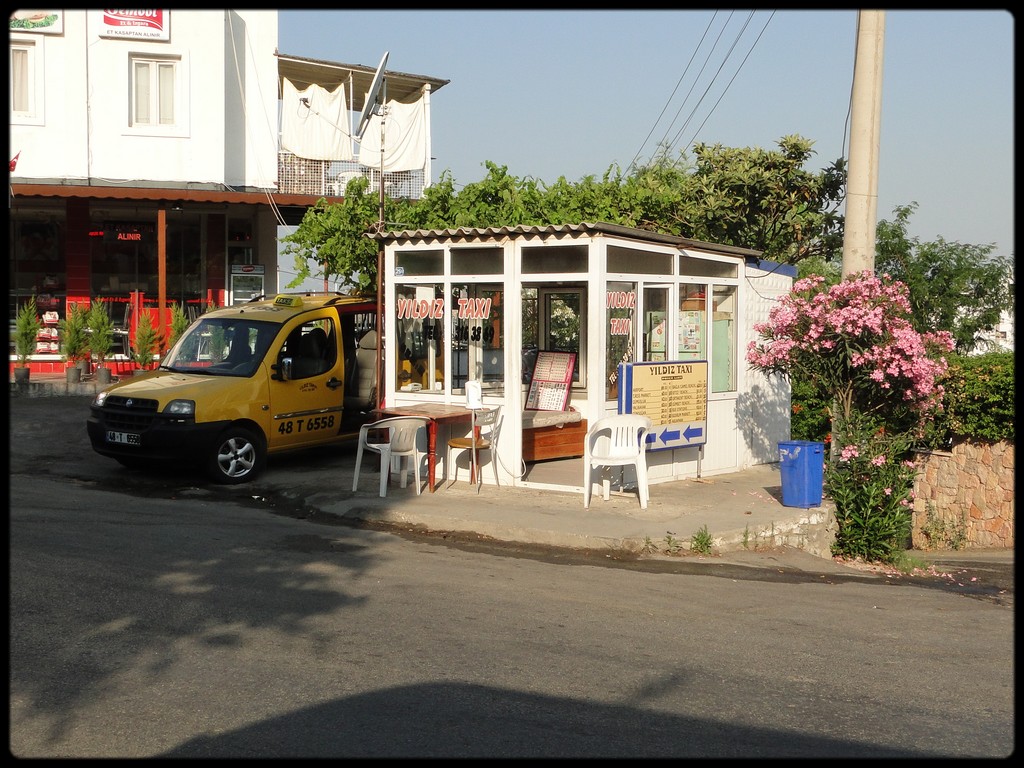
9, 39, 42, 123
677, 284, 707, 361
131, 55, 178, 127
711, 285, 737, 392
451, 284, 504, 392
395, 283, 445, 393
539, 287, 586, 388
451, 247, 502, 275
605, 282, 637, 401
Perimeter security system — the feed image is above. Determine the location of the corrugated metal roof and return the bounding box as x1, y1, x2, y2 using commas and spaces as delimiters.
367, 221, 763, 258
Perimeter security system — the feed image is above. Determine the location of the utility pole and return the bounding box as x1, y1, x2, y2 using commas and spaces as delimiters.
841, 10, 885, 277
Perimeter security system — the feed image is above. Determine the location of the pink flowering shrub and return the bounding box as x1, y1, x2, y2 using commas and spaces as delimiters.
747, 271, 954, 436
827, 424, 920, 561
747, 272, 955, 563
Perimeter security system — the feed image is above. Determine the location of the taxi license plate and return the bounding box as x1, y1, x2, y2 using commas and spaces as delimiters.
107, 431, 141, 446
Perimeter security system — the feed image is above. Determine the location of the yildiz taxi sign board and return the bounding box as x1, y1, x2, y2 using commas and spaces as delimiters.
617, 360, 708, 451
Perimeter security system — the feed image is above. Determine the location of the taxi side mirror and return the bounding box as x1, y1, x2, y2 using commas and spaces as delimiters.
272, 356, 294, 382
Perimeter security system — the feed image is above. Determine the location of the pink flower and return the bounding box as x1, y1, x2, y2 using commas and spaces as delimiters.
871, 455, 886, 467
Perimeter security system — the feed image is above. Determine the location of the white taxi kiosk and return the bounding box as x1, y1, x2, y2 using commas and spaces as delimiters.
369, 222, 794, 492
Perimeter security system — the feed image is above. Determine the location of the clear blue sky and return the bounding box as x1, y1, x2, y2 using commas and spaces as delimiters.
279, 9, 1014, 259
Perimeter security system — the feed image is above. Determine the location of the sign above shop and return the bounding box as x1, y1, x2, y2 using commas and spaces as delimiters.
102, 222, 156, 244
97, 10, 170, 41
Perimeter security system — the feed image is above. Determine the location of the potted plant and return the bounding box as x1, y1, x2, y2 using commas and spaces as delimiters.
58, 303, 90, 384
131, 310, 161, 371
87, 302, 115, 385
13, 297, 43, 384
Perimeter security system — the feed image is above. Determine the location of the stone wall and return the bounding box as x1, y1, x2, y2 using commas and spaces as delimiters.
911, 440, 1014, 549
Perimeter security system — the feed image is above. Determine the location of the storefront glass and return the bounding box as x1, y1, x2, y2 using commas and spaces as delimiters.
394, 282, 445, 394
450, 283, 504, 393
677, 283, 707, 361
605, 281, 637, 401
642, 286, 669, 362
10, 219, 65, 321
711, 284, 737, 392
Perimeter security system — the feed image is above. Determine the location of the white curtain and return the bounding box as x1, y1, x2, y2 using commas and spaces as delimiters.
281, 78, 353, 161
358, 96, 426, 172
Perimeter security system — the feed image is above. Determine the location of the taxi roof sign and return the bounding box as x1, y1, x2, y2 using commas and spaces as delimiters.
273, 294, 304, 308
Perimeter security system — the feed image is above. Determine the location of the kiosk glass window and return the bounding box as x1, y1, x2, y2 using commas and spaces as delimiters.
642, 286, 669, 362
396, 249, 443, 276
521, 245, 587, 273
679, 254, 737, 278
395, 283, 445, 393
608, 245, 672, 274
605, 282, 637, 401
451, 284, 504, 392
539, 288, 585, 387
677, 284, 707, 361
711, 285, 737, 392
452, 247, 503, 275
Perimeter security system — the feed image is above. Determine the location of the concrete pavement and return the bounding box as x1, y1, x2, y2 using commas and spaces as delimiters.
295, 460, 838, 560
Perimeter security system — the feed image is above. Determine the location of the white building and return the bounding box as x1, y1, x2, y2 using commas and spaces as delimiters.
9, 9, 446, 371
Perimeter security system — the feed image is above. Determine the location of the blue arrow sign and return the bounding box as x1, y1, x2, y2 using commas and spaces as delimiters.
658, 428, 680, 445
643, 421, 707, 451
683, 424, 703, 441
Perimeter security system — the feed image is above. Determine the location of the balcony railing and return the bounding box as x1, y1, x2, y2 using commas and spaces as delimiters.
277, 151, 426, 200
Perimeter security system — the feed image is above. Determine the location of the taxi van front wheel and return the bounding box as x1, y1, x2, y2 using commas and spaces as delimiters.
206, 426, 266, 484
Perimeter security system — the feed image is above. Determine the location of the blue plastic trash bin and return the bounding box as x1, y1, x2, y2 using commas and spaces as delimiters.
778, 440, 824, 508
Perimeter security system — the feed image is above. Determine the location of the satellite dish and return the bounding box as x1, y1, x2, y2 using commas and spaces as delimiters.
355, 51, 389, 140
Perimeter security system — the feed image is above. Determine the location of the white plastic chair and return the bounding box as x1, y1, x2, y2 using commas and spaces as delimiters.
583, 414, 653, 509
446, 405, 502, 491
352, 416, 429, 497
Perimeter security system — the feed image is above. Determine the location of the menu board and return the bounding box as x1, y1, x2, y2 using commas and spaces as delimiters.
617, 360, 708, 449
525, 351, 576, 411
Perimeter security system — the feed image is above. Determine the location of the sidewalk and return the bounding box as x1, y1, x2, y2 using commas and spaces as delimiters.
276, 452, 839, 561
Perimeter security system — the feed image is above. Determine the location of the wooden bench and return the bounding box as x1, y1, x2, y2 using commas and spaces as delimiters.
522, 409, 588, 462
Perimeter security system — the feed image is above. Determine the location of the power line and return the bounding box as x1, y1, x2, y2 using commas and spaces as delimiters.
630, 10, 775, 169
672, 11, 775, 155
628, 10, 722, 171
659, 11, 746, 160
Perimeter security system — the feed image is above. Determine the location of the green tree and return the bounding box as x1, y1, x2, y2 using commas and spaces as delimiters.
280, 174, 385, 296
132, 311, 161, 368
14, 297, 42, 367
58, 302, 90, 364
679, 136, 846, 264
86, 301, 115, 367
282, 136, 846, 289
875, 203, 1014, 354
167, 302, 191, 348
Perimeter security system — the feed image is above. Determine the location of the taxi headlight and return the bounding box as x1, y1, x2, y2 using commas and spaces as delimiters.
93, 391, 109, 407
164, 399, 196, 416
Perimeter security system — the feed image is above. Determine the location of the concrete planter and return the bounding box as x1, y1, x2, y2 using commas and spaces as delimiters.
65, 365, 82, 384
96, 366, 113, 386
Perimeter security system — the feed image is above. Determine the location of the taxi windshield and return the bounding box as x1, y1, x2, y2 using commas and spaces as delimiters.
161, 317, 278, 377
